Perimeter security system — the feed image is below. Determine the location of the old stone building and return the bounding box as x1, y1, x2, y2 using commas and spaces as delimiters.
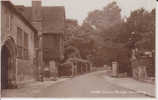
15, 1, 65, 79
1, 1, 38, 89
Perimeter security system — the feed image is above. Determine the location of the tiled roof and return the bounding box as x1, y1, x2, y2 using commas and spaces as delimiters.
16, 7, 32, 22
42, 7, 65, 33
16, 6, 65, 33
2, 1, 37, 33
22, 7, 32, 22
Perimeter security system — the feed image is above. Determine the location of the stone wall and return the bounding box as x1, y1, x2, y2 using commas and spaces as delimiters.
16, 59, 35, 82
1, 2, 37, 85
131, 58, 148, 81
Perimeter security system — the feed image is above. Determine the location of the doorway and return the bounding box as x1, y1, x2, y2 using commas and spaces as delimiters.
1, 45, 10, 89
1, 37, 17, 89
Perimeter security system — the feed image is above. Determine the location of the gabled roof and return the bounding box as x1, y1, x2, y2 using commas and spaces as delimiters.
22, 7, 32, 22
42, 6, 65, 33
15, 5, 65, 33
2, 1, 37, 33
15, 6, 32, 23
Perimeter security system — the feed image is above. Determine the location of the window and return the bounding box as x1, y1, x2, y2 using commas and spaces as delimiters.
17, 27, 23, 58
6, 10, 9, 31
5, 9, 13, 33
8, 14, 11, 32
10, 13, 13, 32
24, 32, 29, 59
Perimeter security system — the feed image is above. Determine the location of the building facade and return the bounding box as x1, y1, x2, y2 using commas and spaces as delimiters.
15, 1, 65, 79
1, 1, 38, 89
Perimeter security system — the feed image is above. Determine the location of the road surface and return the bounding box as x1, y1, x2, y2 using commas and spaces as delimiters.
31, 71, 147, 98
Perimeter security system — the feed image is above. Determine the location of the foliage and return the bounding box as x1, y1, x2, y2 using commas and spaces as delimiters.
84, 2, 121, 30
115, 8, 155, 50
64, 3, 155, 68
64, 19, 95, 60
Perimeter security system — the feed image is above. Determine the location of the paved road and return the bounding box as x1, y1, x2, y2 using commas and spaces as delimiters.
32, 71, 147, 98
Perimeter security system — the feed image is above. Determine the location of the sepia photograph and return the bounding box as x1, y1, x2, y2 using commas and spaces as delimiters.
0, 0, 156, 98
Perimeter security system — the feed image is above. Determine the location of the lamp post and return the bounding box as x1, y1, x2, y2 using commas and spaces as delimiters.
129, 31, 138, 78
130, 32, 136, 49
129, 32, 137, 59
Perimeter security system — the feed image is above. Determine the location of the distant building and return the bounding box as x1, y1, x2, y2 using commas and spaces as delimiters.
15, 1, 65, 78
1, 1, 38, 89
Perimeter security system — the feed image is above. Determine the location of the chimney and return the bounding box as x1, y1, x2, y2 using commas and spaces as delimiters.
31, 0, 42, 33
32, 0, 42, 21
32, 0, 41, 7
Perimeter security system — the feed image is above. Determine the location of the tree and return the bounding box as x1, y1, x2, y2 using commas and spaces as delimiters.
115, 8, 155, 51
64, 46, 81, 60
84, 1, 121, 30
78, 2, 123, 67
64, 19, 96, 60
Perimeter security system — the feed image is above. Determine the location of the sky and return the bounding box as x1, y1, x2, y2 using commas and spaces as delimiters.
10, 0, 156, 25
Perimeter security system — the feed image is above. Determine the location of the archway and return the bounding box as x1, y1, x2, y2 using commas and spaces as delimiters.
1, 37, 17, 89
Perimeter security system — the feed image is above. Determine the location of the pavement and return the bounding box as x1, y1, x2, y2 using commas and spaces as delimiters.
1, 77, 70, 97
1, 70, 154, 98
104, 70, 155, 97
